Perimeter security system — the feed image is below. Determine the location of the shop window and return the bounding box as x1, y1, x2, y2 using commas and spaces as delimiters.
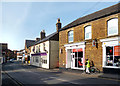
107, 18, 118, 36
106, 46, 120, 67
84, 25, 92, 40
35, 57, 39, 63
68, 30, 73, 43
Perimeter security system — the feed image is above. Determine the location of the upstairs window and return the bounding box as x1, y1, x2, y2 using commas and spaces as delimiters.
68, 30, 73, 43
36, 46, 39, 53
107, 18, 118, 36
85, 25, 92, 40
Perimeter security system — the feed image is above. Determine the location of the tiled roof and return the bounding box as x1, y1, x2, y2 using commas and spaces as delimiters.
35, 32, 58, 45
26, 40, 36, 48
59, 3, 120, 31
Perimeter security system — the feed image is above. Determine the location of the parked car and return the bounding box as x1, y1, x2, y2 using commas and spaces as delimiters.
10, 59, 14, 63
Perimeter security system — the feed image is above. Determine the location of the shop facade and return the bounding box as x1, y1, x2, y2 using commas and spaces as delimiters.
30, 41, 50, 69
64, 42, 85, 70
100, 37, 120, 73
59, 3, 120, 73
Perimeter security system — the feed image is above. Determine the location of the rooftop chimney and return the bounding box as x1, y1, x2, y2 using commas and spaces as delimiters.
56, 18, 62, 32
36, 38, 40, 41
40, 30, 46, 40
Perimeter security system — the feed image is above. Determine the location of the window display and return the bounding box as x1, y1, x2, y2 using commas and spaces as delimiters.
106, 46, 120, 67
36, 57, 39, 63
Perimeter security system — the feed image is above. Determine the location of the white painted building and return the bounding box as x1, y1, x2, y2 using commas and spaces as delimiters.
30, 31, 59, 69
30, 19, 61, 69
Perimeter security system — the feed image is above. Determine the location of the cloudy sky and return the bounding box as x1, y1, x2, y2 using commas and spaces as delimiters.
0, 0, 119, 50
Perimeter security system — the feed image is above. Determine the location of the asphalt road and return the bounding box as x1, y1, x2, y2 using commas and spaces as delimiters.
2, 71, 21, 86
2, 61, 120, 86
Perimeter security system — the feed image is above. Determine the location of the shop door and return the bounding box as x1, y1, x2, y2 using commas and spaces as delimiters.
71, 49, 83, 69
71, 53, 75, 68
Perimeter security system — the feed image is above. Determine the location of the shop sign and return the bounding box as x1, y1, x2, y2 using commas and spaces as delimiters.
72, 48, 83, 52
114, 46, 120, 56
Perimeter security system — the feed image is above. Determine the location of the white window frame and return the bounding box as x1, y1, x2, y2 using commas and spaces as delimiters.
100, 37, 120, 69
84, 25, 92, 40
107, 18, 118, 36
68, 30, 73, 43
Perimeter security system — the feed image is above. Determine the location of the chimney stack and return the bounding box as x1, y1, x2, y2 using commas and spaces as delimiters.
40, 30, 46, 40
56, 18, 62, 32
36, 38, 40, 41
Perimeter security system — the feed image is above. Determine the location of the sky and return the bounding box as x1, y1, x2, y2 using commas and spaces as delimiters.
0, 0, 119, 50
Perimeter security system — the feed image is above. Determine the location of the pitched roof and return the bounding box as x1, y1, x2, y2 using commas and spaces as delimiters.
35, 32, 58, 45
25, 40, 36, 48
59, 3, 120, 31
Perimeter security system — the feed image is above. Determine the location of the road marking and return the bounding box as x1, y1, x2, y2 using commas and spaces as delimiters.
49, 77, 79, 84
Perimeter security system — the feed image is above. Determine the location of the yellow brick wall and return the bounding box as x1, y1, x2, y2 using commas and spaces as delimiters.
59, 13, 119, 71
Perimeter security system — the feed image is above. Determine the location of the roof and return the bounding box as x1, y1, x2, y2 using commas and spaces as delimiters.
25, 40, 36, 48
59, 3, 120, 31
35, 32, 58, 45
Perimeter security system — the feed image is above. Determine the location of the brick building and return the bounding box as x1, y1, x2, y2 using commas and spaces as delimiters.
13, 50, 18, 60
0, 43, 8, 63
7, 49, 14, 60
59, 3, 120, 74
25, 40, 36, 62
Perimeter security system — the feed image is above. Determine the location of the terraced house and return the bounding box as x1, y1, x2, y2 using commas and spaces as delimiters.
59, 3, 120, 74
30, 19, 61, 69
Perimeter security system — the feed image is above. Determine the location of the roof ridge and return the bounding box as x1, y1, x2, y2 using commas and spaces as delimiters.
60, 2, 120, 31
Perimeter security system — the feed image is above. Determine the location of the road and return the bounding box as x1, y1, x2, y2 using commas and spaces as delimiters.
2, 61, 120, 86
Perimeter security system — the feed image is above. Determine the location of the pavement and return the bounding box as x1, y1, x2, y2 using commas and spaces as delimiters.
28, 65, 120, 81
55, 68, 120, 81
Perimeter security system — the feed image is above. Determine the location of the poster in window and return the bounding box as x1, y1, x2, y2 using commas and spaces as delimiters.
114, 46, 120, 56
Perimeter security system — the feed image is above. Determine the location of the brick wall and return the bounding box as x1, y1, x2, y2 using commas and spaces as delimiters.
59, 13, 119, 71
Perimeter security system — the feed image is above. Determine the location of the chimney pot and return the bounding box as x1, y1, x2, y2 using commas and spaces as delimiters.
36, 38, 40, 41
56, 18, 62, 32
40, 30, 46, 40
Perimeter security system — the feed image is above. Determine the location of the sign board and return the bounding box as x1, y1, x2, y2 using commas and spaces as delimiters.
72, 48, 83, 52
